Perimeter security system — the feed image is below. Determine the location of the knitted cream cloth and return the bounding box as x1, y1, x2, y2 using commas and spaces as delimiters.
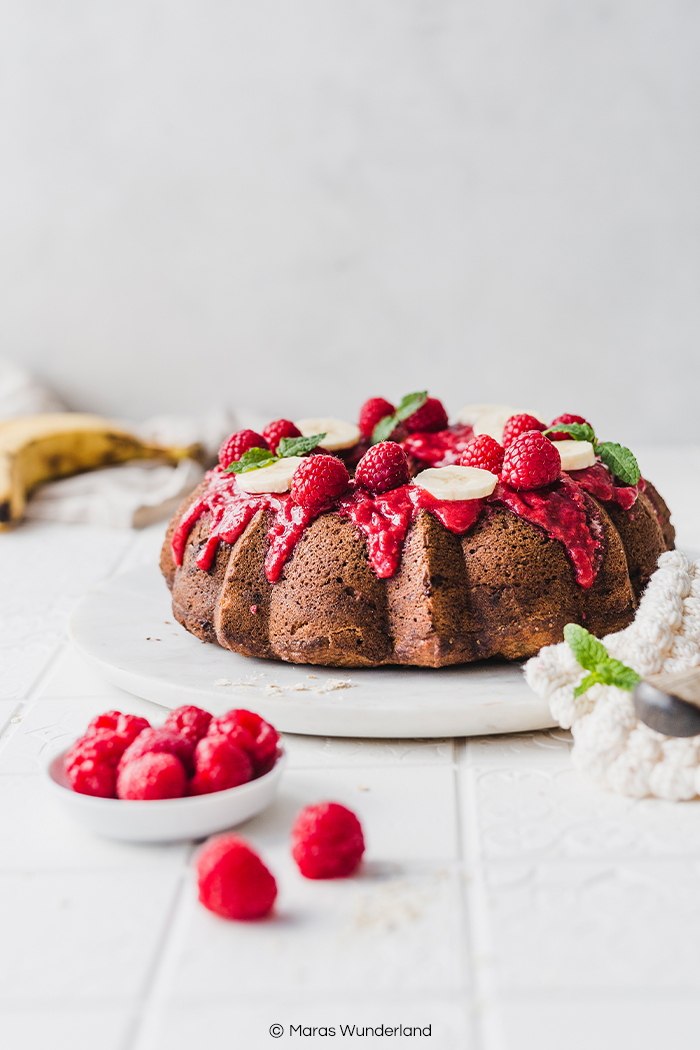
525, 551, 700, 800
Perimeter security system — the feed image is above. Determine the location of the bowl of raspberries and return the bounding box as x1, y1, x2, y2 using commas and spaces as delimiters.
46, 705, 285, 842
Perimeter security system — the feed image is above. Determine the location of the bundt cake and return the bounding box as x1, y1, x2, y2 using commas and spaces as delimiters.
160, 397, 674, 668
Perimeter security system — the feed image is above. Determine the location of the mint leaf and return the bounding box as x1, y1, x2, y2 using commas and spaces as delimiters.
595, 442, 640, 486
394, 391, 428, 423
563, 623, 608, 671
277, 433, 326, 458
574, 672, 603, 698
225, 447, 276, 474
599, 659, 641, 691
544, 422, 596, 444
372, 391, 428, 444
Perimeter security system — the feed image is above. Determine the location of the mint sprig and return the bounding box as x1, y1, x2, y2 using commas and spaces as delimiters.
543, 424, 640, 486
225, 432, 326, 475
372, 391, 428, 444
564, 623, 641, 698
544, 422, 596, 444
595, 442, 640, 487
276, 433, 326, 458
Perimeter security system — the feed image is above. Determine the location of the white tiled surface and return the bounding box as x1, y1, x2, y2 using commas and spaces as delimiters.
1, 454, 699, 1050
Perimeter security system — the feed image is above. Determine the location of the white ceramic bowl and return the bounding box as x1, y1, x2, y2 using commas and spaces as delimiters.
46, 747, 286, 843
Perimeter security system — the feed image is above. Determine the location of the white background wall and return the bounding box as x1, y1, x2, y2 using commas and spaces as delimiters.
1, 0, 698, 443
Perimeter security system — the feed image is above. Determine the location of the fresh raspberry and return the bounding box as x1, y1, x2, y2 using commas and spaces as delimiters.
116, 752, 187, 800
355, 441, 411, 494
196, 833, 277, 920
189, 736, 253, 795
501, 431, 561, 490
291, 802, 365, 879
85, 711, 150, 749
358, 397, 395, 440
460, 435, 504, 474
118, 728, 196, 776
218, 430, 269, 469
290, 455, 349, 514
502, 414, 546, 447
403, 397, 449, 434
163, 705, 212, 745
262, 419, 302, 454
65, 729, 125, 798
207, 709, 279, 775
548, 413, 590, 440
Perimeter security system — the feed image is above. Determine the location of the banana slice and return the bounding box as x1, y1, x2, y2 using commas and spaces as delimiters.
472, 407, 547, 443
412, 465, 498, 501
235, 456, 306, 494
294, 417, 360, 451
555, 440, 596, 471
456, 403, 516, 427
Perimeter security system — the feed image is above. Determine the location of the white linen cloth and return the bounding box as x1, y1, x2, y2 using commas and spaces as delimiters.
526, 550, 700, 800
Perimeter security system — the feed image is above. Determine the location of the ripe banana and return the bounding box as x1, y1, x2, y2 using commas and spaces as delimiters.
412, 465, 498, 501
236, 456, 306, 494
0, 413, 195, 530
294, 417, 361, 451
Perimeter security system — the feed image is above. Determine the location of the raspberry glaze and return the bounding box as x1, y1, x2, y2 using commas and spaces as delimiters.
171, 454, 635, 590
400, 424, 474, 467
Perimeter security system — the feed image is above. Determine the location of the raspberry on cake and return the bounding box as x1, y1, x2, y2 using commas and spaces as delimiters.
290, 455, 350, 514
355, 442, 411, 494
218, 430, 269, 469
162, 393, 675, 667
548, 414, 589, 440
460, 434, 504, 474
501, 431, 561, 490
263, 419, 302, 453
358, 397, 395, 440
502, 413, 547, 448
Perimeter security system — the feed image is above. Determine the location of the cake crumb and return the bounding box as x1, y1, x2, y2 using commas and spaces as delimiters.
214, 678, 232, 687
263, 684, 283, 696
311, 678, 355, 694
307, 675, 318, 679
282, 683, 308, 692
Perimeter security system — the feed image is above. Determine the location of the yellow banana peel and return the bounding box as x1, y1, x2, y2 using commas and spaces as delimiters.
0, 413, 197, 530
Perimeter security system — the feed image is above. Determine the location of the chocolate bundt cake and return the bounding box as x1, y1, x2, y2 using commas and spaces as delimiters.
161, 399, 674, 668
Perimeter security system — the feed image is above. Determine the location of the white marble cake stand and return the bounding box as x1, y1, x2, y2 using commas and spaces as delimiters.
69, 564, 555, 739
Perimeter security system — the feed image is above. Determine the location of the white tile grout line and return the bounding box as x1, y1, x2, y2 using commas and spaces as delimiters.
120, 845, 196, 1050
452, 740, 479, 1050
459, 747, 506, 1050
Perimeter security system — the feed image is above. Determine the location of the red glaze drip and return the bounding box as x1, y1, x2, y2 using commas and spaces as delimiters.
401, 424, 474, 467
567, 462, 639, 511
171, 468, 484, 583
489, 475, 604, 588
337, 485, 483, 578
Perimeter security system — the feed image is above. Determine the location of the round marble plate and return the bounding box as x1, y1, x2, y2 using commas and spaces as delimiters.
69, 564, 555, 739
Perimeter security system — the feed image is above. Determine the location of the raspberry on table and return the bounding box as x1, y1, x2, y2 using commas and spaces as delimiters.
358, 397, 395, 440
403, 397, 448, 434
501, 431, 562, 490
189, 736, 254, 795
218, 429, 269, 469
291, 801, 365, 879
163, 705, 212, 745
502, 414, 546, 447
355, 441, 411, 494
290, 455, 350, 514
460, 434, 504, 474
207, 709, 279, 775
262, 419, 302, 454
118, 727, 196, 777
116, 752, 187, 800
548, 413, 590, 440
196, 833, 277, 920
85, 711, 150, 749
